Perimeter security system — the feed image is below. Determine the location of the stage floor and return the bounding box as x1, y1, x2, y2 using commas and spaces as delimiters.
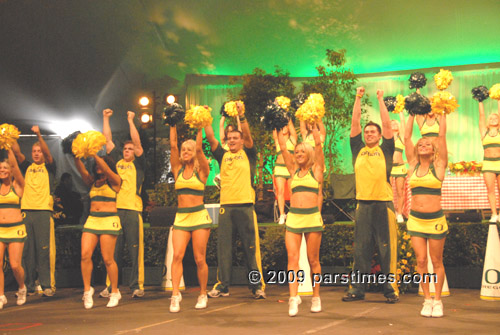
0, 286, 497, 334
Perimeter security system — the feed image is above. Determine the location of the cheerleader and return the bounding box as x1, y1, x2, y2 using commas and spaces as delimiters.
0, 150, 27, 309
74, 154, 122, 309
169, 126, 211, 313
391, 112, 407, 223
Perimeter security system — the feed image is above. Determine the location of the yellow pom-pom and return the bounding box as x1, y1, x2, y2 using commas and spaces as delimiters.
224, 100, 245, 117
72, 131, 106, 158
434, 69, 453, 90
394, 95, 405, 114
0, 124, 20, 150
489, 83, 500, 100
275, 96, 291, 111
295, 93, 325, 123
185, 105, 213, 129
431, 91, 459, 115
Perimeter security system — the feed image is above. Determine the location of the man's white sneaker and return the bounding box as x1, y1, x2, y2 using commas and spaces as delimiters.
420, 299, 433, 317
195, 294, 208, 309
170, 293, 182, 313
431, 299, 443, 318
288, 296, 301, 317
279, 214, 287, 225
82, 287, 94, 309
132, 289, 144, 298
107, 290, 121, 308
311, 296, 322, 313
0, 295, 7, 309
16, 287, 27, 306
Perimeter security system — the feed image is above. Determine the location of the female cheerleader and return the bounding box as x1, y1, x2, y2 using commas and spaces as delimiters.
391, 113, 407, 223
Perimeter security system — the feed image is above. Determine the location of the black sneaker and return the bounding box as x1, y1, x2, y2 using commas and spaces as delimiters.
208, 288, 229, 298
342, 292, 365, 302
385, 293, 400, 304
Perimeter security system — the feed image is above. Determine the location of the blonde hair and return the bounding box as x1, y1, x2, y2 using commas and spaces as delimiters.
295, 142, 315, 170
180, 139, 199, 171
487, 113, 500, 127
414, 137, 438, 163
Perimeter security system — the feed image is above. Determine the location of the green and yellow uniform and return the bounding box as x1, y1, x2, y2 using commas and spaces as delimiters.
407, 163, 448, 239
83, 182, 121, 235
285, 169, 323, 233
391, 136, 407, 178
108, 148, 145, 292
20, 160, 56, 292
348, 133, 398, 298
482, 130, 500, 174
0, 186, 27, 243
420, 118, 439, 137
173, 167, 212, 231
212, 143, 264, 293
274, 138, 295, 179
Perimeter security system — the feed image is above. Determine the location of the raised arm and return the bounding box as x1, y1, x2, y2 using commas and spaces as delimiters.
236, 115, 242, 132
378, 90, 393, 140
8, 149, 24, 194
312, 125, 324, 182
169, 125, 181, 177
435, 114, 448, 176
404, 114, 416, 166
127, 111, 143, 156
73, 157, 94, 187
288, 119, 298, 144
277, 131, 295, 177
300, 120, 308, 141
478, 102, 487, 137
196, 129, 210, 182
350, 87, 364, 137
203, 123, 220, 152
11, 140, 25, 164
94, 155, 121, 189
32, 125, 53, 164
399, 112, 406, 141
238, 102, 253, 148
219, 116, 226, 145
318, 119, 326, 143
102, 109, 115, 154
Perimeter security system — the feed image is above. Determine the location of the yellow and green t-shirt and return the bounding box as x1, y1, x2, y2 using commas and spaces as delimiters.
350, 134, 394, 201
20, 160, 56, 210
213, 143, 256, 205
110, 148, 145, 212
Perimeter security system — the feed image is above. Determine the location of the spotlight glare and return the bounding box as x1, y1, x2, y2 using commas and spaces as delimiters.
166, 95, 176, 104
139, 96, 150, 107
141, 112, 152, 124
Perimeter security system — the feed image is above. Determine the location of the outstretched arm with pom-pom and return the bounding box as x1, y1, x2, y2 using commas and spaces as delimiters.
404, 115, 417, 169
350, 87, 364, 137
11, 140, 25, 165
288, 120, 298, 145
127, 111, 143, 157
32, 125, 53, 164
196, 129, 210, 183
8, 149, 24, 195
238, 102, 253, 148
219, 116, 226, 146
169, 125, 181, 178
73, 157, 94, 187
277, 130, 295, 177
312, 125, 324, 183
378, 90, 393, 140
435, 115, 448, 180
102, 109, 115, 154
399, 111, 406, 143
94, 155, 121, 191
203, 124, 220, 152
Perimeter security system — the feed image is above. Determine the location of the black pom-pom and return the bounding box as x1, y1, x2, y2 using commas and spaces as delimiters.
163, 103, 185, 126
409, 72, 427, 89
290, 93, 306, 111
471, 85, 490, 102
61, 131, 81, 155
384, 96, 397, 112
262, 102, 289, 131
405, 93, 431, 116
220, 103, 229, 118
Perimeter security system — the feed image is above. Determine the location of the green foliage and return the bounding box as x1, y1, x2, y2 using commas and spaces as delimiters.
230, 67, 296, 200
320, 223, 355, 267
301, 49, 369, 175
260, 226, 287, 270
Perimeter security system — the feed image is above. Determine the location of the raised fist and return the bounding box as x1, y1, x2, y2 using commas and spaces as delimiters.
356, 87, 365, 97
103, 109, 113, 117
376, 89, 384, 99
127, 111, 135, 121
31, 125, 40, 134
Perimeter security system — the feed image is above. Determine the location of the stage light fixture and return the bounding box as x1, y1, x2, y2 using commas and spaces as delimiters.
139, 96, 150, 108
166, 95, 176, 104
140, 112, 152, 124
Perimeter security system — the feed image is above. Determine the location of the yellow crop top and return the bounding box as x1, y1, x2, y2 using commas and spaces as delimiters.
276, 138, 295, 156
420, 118, 439, 137
482, 130, 500, 150
175, 167, 205, 196
291, 169, 319, 194
0, 186, 20, 209
395, 136, 405, 153
409, 163, 442, 196
90, 182, 117, 203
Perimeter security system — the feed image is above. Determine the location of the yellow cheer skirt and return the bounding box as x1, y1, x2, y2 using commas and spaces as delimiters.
174, 204, 212, 231
83, 212, 122, 235
482, 157, 500, 174
407, 210, 448, 239
0, 222, 27, 243
274, 163, 291, 179
286, 207, 324, 233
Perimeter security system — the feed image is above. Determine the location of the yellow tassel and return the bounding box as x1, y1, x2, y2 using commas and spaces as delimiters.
490, 83, 500, 100
434, 69, 453, 90
394, 95, 405, 114
185, 105, 213, 129
0, 124, 20, 150
295, 93, 325, 123
431, 91, 459, 115
72, 131, 106, 158
275, 96, 291, 111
